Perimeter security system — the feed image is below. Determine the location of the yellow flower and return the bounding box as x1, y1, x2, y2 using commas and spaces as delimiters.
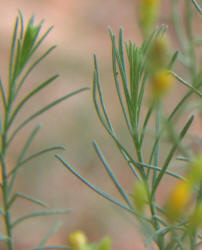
166, 180, 192, 222
151, 70, 173, 98
132, 181, 148, 213
68, 230, 87, 250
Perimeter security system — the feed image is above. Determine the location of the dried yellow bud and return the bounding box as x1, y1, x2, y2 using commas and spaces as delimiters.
68, 230, 87, 250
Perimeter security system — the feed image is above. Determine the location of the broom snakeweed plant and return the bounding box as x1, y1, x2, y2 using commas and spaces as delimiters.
0, 11, 88, 250
57, 1, 202, 249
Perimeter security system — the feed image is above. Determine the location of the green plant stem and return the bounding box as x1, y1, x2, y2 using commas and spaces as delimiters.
1, 16, 25, 248
171, 0, 189, 56
152, 102, 161, 185
190, 232, 197, 250
1, 114, 14, 249
192, 0, 202, 13
148, 103, 164, 250
1, 160, 13, 250
186, 0, 197, 79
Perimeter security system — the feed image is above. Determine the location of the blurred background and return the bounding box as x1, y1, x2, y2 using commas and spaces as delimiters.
0, 1, 201, 249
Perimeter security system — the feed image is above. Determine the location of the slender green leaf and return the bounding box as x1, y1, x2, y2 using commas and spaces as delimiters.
176, 156, 190, 162
12, 38, 22, 82
139, 104, 154, 147
137, 71, 148, 121
152, 115, 194, 196
38, 221, 62, 247
171, 0, 189, 54
152, 104, 161, 184
8, 74, 59, 129
9, 16, 19, 82
8, 146, 66, 177
8, 124, 41, 194
132, 160, 184, 180
111, 42, 132, 134
56, 154, 149, 221
192, 0, 202, 13
121, 151, 141, 181
109, 28, 131, 111
8, 87, 89, 146
0, 78, 7, 109
149, 90, 193, 164
93, 55, 113, 130
8, 192, 48, 209
13, 22, 51, 81
0, 115, 3, 136
18, 10, 24, 40
93, 141, 134, 208
118, 28, 126, 74
17, 124, 41, 163
141, 26, 158, 54
16, 45, 56, 94
29, 26, 54, 60
12, 209, 70, 228
93, 73, 112, 132
172, 71, 202, 97
168, 51, 179, 70
93, 81, 143, 177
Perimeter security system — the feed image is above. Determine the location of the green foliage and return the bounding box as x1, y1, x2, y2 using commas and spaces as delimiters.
1, 0, 201, 249
59, 1, 202, 249
0, 11, 88, 250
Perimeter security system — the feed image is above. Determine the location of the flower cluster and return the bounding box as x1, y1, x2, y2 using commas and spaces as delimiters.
147, 36, 174, 100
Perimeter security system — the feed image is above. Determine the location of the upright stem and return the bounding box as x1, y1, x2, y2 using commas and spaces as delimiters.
152, 102, 161, 186
1, 151, 14, 250
186, 0, 196, 79
150, 103, 164, 249
1, 91, 15, 250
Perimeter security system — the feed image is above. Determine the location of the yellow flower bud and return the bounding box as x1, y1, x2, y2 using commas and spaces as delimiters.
132, 181, 148, 213
166, 180, 192, 222
187, 155, 202, 184
68, 230, 87, 250
138, 0, 160, 36
149, 36, 171, 70
151, 70, 173, 98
